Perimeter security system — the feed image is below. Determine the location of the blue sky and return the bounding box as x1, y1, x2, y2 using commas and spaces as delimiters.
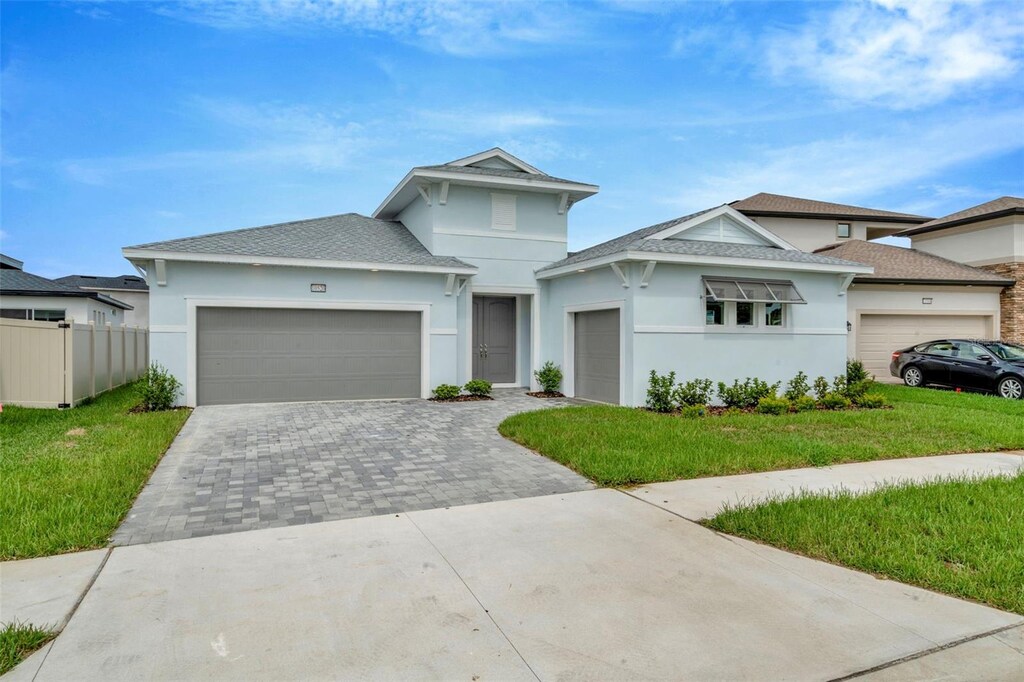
2, 0, 1022, 278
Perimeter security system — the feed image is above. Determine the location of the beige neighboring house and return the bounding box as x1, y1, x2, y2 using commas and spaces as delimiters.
731, 192, 930, 252
813, 240, 1012, 379
55, 274, 149, 328
0, 254, 134, 325
898, 197, 1024, 344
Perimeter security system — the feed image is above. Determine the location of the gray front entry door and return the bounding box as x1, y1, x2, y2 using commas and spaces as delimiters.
196, 307, 421, 405
473, 296, 516, 383
574, 308, 620, 404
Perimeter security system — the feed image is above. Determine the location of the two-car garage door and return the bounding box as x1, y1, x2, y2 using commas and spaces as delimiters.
197, 307, 421, 405
857, 314, 991, 380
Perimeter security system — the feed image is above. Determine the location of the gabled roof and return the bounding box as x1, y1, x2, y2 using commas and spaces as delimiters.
537, 206, 870, 277
56, 274, 149, 291
0, 268, 133, 309
444, 147, 544, 174
897, 196, 1024, 236
0, 253, 24, 270
814, 240, 1014, 286
731, 193, 930, 224
122, 213, 476, 273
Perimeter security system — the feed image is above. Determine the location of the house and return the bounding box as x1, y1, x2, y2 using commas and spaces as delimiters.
897, 197, 1024, 344
55, 274, 150, 328
812, 240, 1012, 379
123, 149, 870, 407
0, 254, 133, 325
731, 193, 930, 252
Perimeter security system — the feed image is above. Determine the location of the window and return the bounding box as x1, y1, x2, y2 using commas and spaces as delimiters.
924, 341, 956, 356
32, 309, 66, 322
956, 342, 992, 360
705, 300, 724, 325
490, 193, 516, 230
736, 302, 755, 326
837, 223, 851, 239
985, 342, 1024, 361
0, 309, 29, 320
765, 302, 784, 326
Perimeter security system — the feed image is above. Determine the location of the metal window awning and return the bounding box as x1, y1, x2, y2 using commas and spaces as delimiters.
703, 277, 807, 304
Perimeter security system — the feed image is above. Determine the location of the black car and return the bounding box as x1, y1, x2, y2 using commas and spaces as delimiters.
890, 339, 1024, 399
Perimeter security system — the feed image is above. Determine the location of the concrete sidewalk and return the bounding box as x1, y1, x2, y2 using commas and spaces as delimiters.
19, 488, 1023, 681
630, 451, 1024, 520
0, 549, 108, 630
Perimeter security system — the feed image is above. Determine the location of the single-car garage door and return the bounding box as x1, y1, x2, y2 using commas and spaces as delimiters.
197, 307, 421, 405
858, 314, 991, 380
574, 309, 620, 404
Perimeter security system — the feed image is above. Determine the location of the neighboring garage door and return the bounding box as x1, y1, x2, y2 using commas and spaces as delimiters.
858, 314, 990, 380
197, 307, 421, 405
574, 309, 620, 404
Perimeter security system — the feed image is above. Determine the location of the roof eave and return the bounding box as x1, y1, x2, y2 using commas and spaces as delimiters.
121, 248, 478, 275
897, 207, 1024, 236
736, 209, 929, 224
852, 277, 1015, 287
1, 289, 134, 309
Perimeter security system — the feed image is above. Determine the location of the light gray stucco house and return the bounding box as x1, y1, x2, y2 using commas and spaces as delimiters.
123, 148, 870, 407
1, 253, 134, 325
56, 274, 150, 328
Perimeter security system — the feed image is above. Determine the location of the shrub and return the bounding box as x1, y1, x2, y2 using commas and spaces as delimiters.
464, 379, 492, 397
647, 370, 676, 413
832, 374, 848, 396
679, 404, 706, 418
819, 393, 852, 410
432, 384, 461, 400
792, 395, 817, 412
813, 376, 830, 402
717, 377, 781, 409
672, 378, 713, 407
533, 361, 563, 393
855, 392, 889, 409
847, 358, 871, 384
844, 379, 873, 400
136, 362, 181, 411
756, 396, 790, 415
784, 371, 810, 401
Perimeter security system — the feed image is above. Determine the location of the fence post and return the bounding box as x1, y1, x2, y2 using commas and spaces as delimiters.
106, 322, 113, 391
63, 318, 75, 407
121, 324, 127, 386
89, 321, 96, 399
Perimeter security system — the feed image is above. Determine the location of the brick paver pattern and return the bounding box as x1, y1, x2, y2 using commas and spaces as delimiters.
113, 391, 592, 545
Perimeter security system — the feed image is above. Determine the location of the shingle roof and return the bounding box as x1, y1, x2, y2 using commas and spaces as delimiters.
898, 196, 1024, 236
538, 207, 867, 273
415, 163, 591, 187
731, 193, 929, 222
56, 274, 149, 291
124, 213, 475, 270
814, 240, 1014, 285
0, 268, 134, 309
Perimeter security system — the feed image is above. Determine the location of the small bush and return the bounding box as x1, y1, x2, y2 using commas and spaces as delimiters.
464, 379, 492, 397
647, 370, 677, 413
432, 384, 461, 400
717, 377, 781, 408
855, 392, 889, 409
819, 393, 852, 410
136, 362, 181, 411
679, 404, 706, 418
784, 371, 810, 401
846, 358, 871, 384
832, 374, 848, 395
844, 379, 873, 400
533, 361, 563, 393
673, 378, 713, 407
813, 376, 830, 402
792, 395, 817, 412
756, 396, 790, 415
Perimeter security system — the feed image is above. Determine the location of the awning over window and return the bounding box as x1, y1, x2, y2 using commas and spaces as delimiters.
703, 277, 806, 304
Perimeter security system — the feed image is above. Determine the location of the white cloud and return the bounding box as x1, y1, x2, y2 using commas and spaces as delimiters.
413, 109, 561, 136
668, 108, 1024, 211
155, 0, 586, 57
766, 0, 1024, 109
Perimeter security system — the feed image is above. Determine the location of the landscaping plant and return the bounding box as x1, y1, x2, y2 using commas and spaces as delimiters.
756, 396, 790, 415
717, 377, 780, 409
819, 393, 852, 410
854, 392, 889, 409
464, 379, 492, 397
533, 361, 563, 394
792, 395, 817, 412
672, 378, 714, 407
136, 362, 181, 412
679, 405, 706, 418
812, 376, 830, 402
846, 358, 871, 384
432, 384, 461, 400
783, 371, 810, 401
646, 370, 677, 413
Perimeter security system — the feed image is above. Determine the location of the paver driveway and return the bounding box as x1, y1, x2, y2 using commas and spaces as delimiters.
113, 391, 591, 545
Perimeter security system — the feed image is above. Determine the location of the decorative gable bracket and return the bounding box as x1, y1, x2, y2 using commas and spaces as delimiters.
558, 192, 569, 215
439, 181, 450, 206
640, 261, 656, 288
417, 185, 432, 206
838, 273, 855, 296
610, 262, 629, 288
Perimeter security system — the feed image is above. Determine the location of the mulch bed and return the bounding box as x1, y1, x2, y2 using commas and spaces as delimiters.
526, 391, 566, 399
429, 395, 494, 402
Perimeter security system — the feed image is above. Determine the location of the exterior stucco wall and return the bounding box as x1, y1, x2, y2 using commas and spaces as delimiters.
0, 294, 126, 325
88, 289, 149, 327
146, 260, 460, 406
909, 217, 1023, 266
397, 192, 434, 253
749, 216, 908, 252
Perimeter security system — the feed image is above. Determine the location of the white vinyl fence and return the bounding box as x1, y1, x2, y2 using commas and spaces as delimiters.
0, 318, 149, 408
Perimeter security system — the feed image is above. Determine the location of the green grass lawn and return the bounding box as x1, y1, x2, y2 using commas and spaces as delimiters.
0, 623, 55, 676
499, 384, 1024, 486
0, 384, 190, 559
705, 475, 1024, 615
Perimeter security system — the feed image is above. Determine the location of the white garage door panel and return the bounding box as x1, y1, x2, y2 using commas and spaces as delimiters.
858, 314, 990, 379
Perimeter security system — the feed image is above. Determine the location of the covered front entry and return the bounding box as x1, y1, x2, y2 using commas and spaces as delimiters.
574, 308, 620, 404
196, 307, 422, 405
472, 296, 516, 383
857, 313, 991, 379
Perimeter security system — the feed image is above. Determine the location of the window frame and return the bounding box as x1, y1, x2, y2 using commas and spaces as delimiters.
837, 222, 852, 239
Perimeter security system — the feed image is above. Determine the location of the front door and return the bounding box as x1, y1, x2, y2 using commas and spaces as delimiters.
473, 296, 516, 383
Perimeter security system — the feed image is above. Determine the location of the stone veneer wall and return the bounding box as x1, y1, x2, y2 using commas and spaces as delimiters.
982, 262, 1023, 343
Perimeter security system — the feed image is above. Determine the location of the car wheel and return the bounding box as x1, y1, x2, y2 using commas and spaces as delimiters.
997, 376, 1023, 400
902, 366, 923, 388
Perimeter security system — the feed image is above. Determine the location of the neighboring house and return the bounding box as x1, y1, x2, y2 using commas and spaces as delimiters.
122, 148, 869, 407
898, 197, 1024, 344
56, 274, 150, 328
813, 240, 1012, 379
731, 193, 929, 252
0, 254, 133, 325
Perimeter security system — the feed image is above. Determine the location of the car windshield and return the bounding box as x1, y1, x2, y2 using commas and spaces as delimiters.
985, 342, 1024, 360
